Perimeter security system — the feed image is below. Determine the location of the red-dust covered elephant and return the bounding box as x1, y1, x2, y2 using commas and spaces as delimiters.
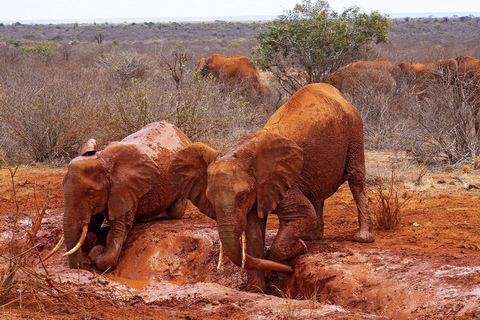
168, 83, 374, 291
63, 121, 191, 271
196, 53, 271, 96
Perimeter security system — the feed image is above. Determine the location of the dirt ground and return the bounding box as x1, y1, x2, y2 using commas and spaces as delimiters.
1, 151, 480, 319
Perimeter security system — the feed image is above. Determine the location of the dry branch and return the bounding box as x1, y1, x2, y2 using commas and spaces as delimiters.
451, 176, 480, 190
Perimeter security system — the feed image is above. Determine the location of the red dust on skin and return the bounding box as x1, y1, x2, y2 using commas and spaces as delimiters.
196, 53, 271, 96
1, 155, 480, 319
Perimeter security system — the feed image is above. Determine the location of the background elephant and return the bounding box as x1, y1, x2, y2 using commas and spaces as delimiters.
196, 53, 271, 96
325, 58, 396, 97
168, 83, 374, 291
391, 59, 458, 93
63, 121, 191, 271
454, 55, 480, 131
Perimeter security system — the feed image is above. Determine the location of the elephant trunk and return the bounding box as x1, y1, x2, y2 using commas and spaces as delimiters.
217, 217, 293, 273
63, 208, 89, 269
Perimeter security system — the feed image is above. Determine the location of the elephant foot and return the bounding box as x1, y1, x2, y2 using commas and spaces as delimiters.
270, 239, 308, 262
88, 245, 115, 271
353, 230, 375, 243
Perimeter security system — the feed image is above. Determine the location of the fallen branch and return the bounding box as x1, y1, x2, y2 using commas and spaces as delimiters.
451, 176, 480, 190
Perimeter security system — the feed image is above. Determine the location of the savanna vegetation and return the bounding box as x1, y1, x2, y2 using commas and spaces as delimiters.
0, 6, 479, 167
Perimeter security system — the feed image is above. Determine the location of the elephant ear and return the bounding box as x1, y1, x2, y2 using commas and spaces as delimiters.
167, 143, 220, 220
102, 143, 161, 221
80, 139, 97, 156
251, 132, 304, 219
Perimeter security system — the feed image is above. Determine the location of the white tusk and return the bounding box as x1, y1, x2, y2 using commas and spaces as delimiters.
217, 241, 223, 271
241, 232, 246, 270
63, 224, 88, 257
43, 235, 64, 261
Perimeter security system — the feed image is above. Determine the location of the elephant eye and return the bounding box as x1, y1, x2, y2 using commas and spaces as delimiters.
87, 189, 94, 196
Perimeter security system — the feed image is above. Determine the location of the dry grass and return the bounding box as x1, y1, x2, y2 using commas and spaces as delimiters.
0, 43, 281, 164
371, 168, 411, 231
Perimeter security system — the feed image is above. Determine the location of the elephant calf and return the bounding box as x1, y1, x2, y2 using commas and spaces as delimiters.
63, 121, 191, 271
168, 83, 374, 291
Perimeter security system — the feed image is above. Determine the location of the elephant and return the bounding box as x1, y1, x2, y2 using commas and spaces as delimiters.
456, 55, 480, 78
168, 83, 374, 291
196, 53, 271, 97
454, 55, 480, 130
391, 58, 458, 93
325, 59, 396, 98
63, 121, 191, 271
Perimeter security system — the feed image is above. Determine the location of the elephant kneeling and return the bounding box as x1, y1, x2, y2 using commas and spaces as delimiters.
168, 83, 374, 291
63, 121, 191, 271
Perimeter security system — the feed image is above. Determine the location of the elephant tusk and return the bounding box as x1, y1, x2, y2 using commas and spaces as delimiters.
241, 232, 246, 270
63, 224, 88, 257
43, 235, 64, 261
217, 241, 223, 271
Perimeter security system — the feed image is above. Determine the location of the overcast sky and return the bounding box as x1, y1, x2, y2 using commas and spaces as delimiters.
1, 0, 479, 22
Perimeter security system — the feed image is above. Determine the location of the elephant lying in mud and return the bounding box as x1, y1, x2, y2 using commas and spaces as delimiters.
63, 121, 191, 271
168, 83, 374, 291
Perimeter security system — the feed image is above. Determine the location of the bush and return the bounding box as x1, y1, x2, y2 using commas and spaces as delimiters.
372, 168, 410, 231
0, 44, 273, 164
253, 0, 390, 94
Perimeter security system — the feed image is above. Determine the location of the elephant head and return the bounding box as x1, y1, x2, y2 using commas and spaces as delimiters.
168, 131, 303, 273
195, 57, 208, 76
63, 139, 160, 269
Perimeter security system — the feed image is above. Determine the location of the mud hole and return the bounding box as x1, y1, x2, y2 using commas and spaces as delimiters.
1, 152, 480, 319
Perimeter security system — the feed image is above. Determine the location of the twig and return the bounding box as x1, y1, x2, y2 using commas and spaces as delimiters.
0, 297, 19, 308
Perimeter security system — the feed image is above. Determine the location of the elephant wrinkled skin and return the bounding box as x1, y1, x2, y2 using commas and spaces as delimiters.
63, 121, 191, 271
168, 83, 374, 291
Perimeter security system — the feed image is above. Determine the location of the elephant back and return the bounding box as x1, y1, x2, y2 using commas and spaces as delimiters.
263, 83, 363, 200
121, 121, 191, 169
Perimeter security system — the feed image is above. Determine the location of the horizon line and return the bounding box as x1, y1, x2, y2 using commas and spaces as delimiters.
1, 11, 480, 25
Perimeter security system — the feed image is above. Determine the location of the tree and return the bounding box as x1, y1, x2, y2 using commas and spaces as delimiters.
253, 0, 390, 94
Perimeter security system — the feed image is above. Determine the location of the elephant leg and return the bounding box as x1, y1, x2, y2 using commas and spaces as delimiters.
245, 210, 267, 293
270, 186, 316, 261
348, 181, 375, 243
300, 200, 325, 241
345, 136, 375, 243
88, 211, 132, 271
166, 197, 187, 220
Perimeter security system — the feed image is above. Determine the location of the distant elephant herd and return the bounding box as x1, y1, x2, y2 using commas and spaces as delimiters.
325, 56, 480, 120
58, 53, 480, 292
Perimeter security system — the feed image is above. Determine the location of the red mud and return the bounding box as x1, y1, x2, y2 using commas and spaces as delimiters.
1, 151, 480, 319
